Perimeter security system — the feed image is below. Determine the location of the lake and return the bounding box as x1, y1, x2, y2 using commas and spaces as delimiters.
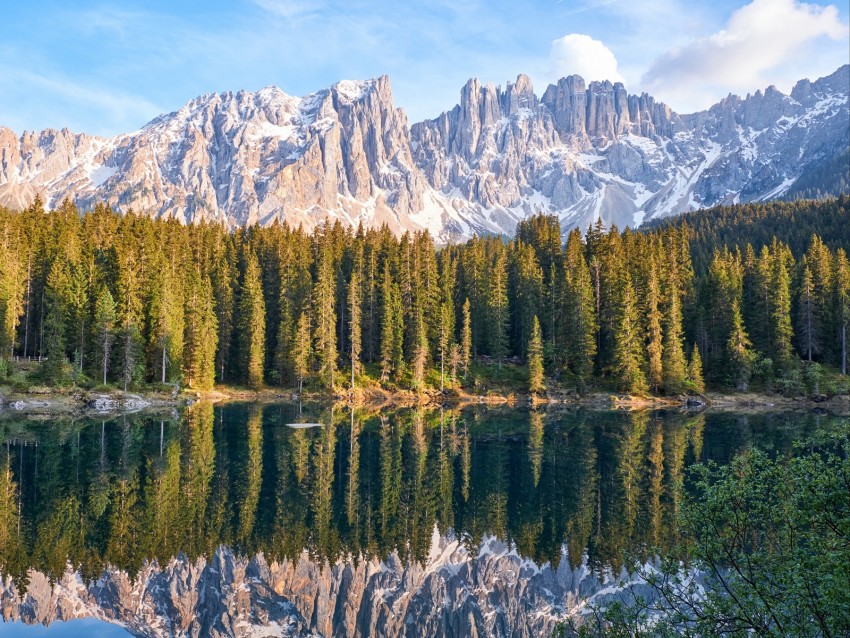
0, 403, 834, 637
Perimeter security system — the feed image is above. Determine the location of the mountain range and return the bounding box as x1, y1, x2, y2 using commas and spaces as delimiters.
0, 65, 847, 240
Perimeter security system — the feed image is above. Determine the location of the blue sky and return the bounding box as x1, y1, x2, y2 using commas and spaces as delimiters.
0, 0, 847, 136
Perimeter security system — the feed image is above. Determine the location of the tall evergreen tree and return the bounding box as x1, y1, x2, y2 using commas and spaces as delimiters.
40, 260, 70, 381
662, 279, 688, 394
527, 315, 544, 395
563, 230, 597, 387
487, 248, 509, 364
237, 248, 266, 388
292, 309, 312, 394
770, 242, 795, 371
727, 300, 755, 391
379, 262, 403, 382
460, 298, 472, 377
614, 272, 647, 393
645, 267, 664, 393
687, 344, 705, 394
94, 286, 116, 385
834, 249, 849, 375
183, 272, 218, 391
313, 235, 337, 390
796, 259, 817, 362
348, 264, 362, 390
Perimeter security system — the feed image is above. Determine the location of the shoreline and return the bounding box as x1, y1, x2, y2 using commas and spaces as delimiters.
1, 384, 848, 417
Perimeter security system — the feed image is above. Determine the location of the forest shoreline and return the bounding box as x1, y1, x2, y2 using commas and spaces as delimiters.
1, 384, 848, 417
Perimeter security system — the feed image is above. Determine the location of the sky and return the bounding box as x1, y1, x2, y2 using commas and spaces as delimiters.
0, 0, 847, 137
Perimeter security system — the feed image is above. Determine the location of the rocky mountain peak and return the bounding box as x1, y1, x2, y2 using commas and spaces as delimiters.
0, 66, 847, 241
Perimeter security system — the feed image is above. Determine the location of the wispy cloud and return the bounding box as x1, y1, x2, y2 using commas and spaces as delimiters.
249, 0, 324, 20
0, 63, 163, 135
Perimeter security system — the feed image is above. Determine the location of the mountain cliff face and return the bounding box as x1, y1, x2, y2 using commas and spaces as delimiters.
0, 66, 847, 239
0, 533, 655, 637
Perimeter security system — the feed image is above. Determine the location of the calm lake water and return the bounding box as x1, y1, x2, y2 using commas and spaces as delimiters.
0, 403, 836, 635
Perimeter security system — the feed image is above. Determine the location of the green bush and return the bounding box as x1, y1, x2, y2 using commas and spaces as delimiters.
569, 423, 850, 638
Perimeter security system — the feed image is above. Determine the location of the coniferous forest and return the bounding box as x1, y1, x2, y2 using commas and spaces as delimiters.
0, 195, 848, 396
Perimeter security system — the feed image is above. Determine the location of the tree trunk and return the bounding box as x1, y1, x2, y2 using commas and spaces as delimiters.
162, 345, 167, 383
842, 323, 847, 376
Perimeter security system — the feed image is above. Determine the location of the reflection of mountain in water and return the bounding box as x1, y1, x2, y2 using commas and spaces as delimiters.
0, 404, 822, 636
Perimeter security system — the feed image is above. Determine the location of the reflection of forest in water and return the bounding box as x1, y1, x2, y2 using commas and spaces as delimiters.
0, 404, 826, 591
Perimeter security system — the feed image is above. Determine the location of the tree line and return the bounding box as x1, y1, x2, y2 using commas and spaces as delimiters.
0, 196, 847, 394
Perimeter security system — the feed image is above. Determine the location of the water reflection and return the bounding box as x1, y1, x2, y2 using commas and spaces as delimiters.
0, 404, 820, 592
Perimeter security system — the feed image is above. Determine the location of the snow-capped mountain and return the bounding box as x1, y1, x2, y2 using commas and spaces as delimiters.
0, 66, 847, 240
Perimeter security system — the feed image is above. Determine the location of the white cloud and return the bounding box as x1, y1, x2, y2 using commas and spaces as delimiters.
641, 0, 849, 112
249, 0, 321, 20
549, 34, 625, 84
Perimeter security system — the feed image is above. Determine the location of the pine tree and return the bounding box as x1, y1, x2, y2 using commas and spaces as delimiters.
645, 267, 663, 393
120, 322, 142, 392
687, 345, 705, 394
183, 272, 218, 391
150, 266, 184, 384
662, 280, 688, 394
834, 249, 849, 375
727, 300, 754, 391
94, 286, 116, 385
0, 231, 26, 359
348, 259, 362, 390
563, 230, 597, 388
487, 248, 509, 364
460, 298, 472, 377
292, 309, 312, 394
613, 273, 647, 393
806, 235, 833, 359
796, 259, 816, 362
411, 319, 428, 391
379, 262, 403, 382
527, 315, 544, 395
313, 235, 337, 390
41, 260, 69, 382
237, 248, 266, 388
770, 242, 795, 371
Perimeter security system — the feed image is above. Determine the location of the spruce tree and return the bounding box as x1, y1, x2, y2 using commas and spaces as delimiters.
41, 261, 69, 382
687, 345, 705, 394
796, 259, 816, 362
94, 286, 116, 385
313, 235, 337, 390
183, 272, 218, 391
292, 309, 312, 394
460, 298, 472, 377
487, 249, 509, 364
379, 262, 402, 382
834, 249, 849, 375
645, 267, 664, 393
770, 242, 795, 371
563, 230, 597, 388
613, 273, 647, 393
348, 260, 362, 389
727, 300, 754, 391
237, 248, 266, 388
527, 315, 544, 395
662, 280, 688, 394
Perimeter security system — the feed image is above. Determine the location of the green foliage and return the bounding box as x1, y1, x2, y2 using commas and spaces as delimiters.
571, 425, 850, 638
527, 315, 545, 394
0, 199, 846, 395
